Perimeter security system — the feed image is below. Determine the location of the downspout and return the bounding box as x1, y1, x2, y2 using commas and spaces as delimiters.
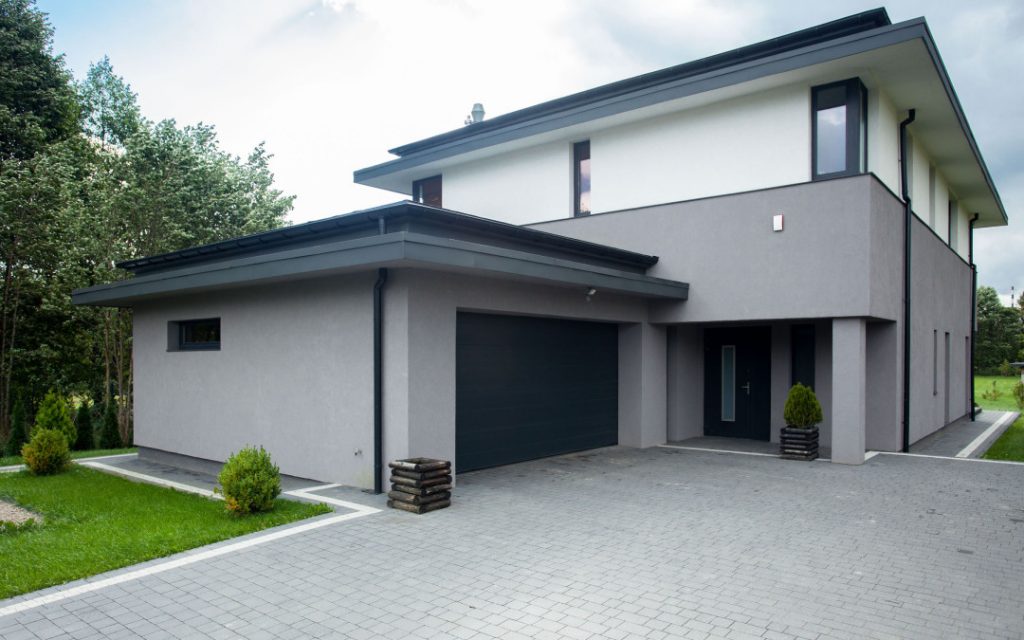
899, 109, 916, 453
372, 215, 388, 494
968, 213, 980, 420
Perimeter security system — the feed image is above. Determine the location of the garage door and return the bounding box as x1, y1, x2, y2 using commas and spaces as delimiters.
456, 312, 618, 472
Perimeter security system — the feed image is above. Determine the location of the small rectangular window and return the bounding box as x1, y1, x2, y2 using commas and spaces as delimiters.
170, 318, 221, 351
932, 329, 938, 396
721, 345, 736, 422
412, 175, 442, 208
948, 199, 957, 248
811, 78, 867, 180
573, 140, 591, 217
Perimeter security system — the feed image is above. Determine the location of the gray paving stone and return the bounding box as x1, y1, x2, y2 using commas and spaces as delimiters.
2, 447, 1023, 639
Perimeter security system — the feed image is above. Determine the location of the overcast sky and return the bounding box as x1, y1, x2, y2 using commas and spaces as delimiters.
38, 0, 1023, 301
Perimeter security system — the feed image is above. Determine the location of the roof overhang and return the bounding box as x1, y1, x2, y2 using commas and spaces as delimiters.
73, 202, 688, 307
354, 17, 1006, 227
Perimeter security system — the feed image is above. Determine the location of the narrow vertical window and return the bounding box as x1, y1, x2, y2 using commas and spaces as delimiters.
412, 175, 442, 208
721, 345, 736, 422
573, 140, 591, 217
928, 165, 936, 227
948, 199, 957, 248
933, 330, 938, 396
811, 78, 867, 180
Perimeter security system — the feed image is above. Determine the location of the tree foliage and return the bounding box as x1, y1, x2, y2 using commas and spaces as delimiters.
0, 1, 293, 442
33, 389, 74, 445
976, 286, 1022, 375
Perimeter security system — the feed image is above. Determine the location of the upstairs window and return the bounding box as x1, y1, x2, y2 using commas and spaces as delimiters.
573, 140, 591, 216
412, 175, 442, 208
170, 318, 221, 351
811, 78, 867, 180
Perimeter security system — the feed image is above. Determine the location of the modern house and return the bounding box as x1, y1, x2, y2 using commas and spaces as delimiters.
73, 8, 1007, 491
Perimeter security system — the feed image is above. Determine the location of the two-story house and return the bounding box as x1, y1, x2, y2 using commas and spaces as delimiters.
74, 8, 1007, 491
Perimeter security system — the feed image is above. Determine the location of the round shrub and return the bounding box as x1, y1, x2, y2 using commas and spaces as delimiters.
21, 429, 71, 475
216, 446, 281, 515
783, 383, 823, 429
34, 390, 76, 448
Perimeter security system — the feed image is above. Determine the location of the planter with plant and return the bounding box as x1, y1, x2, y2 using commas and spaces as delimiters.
781, 383, 823, 461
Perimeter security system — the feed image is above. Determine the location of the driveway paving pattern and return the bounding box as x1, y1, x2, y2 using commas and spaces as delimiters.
1, 447, 1022, 639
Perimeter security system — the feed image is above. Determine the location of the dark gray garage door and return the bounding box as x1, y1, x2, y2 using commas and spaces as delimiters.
456, 312, 618, 472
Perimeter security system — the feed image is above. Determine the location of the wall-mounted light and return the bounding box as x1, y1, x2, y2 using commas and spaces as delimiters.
585, 287, 597, 301
773, 213, 784, 232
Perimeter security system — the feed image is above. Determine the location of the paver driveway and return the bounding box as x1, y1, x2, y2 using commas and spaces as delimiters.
2, 447, 1022, 640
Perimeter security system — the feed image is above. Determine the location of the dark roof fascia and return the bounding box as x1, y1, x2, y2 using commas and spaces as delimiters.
353, 17, 920, 184
387, 9, 890, 157
72, 231, 689, 306
119, 201, 659, 275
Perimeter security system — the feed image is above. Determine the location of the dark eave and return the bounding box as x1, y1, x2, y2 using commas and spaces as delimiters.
386, 9, 890, 158
117, 201, 660, 275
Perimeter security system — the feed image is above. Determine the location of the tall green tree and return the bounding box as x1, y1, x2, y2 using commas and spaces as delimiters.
976, 286, 1021, 374
78, 55, 140, 147
0, 0, 78, 163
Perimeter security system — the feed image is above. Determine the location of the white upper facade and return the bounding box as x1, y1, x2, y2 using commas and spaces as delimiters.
354, 9, 1006, 262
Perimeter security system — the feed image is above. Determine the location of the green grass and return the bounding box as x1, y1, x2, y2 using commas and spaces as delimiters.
0, 466, 331, 599
0, 447, 137, 467
974, 375, 1024, 462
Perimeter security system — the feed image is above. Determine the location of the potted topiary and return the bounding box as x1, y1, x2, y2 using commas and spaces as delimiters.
781, 383, 823, 460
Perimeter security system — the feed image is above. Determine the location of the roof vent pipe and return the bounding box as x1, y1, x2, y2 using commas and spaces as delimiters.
465, 103, 485, 125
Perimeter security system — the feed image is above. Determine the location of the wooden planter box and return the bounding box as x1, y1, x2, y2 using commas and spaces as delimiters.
780, 426, 819, 461
387, 458, 452, 514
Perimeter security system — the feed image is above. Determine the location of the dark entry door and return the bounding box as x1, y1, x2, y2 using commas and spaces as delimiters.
456, 313, 618, 473
704, 327, 771, 440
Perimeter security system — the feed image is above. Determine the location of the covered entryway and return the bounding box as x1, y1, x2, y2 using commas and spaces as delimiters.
703, 326, 771, 440
455, 312, 618, 472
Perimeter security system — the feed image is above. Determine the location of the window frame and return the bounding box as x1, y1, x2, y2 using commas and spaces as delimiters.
811, 78, 867, 181
171, 318, 221, 352
412, 175, 442, 208
573, 140, 591, 217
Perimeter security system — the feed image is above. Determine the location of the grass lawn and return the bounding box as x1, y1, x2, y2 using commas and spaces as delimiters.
0, 466, 330, 599
0, 447, 137, 467
974, 375, 1024, 462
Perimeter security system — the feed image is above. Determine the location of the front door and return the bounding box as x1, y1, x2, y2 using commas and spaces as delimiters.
704, 327, 771, 440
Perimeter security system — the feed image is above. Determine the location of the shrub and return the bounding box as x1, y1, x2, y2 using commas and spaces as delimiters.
5, 396, 29, 457
74, 401, 95, 451
1014, 381, 1024, 410
981, 380, 1002, 401
99, 402, 121, 449
216, 446, 281, 515
783, 383, 823, 429
998, 360, 1013, 378
34, 391, 75, 448
21, 429, 70, 475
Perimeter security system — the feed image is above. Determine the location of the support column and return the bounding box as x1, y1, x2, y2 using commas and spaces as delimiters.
619, 322, 667, 448
831, 318, 867, 464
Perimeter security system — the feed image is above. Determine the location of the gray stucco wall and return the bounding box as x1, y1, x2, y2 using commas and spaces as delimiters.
908, 215, 973, 443
533, 175, 902, 324
133, 274, 376, 486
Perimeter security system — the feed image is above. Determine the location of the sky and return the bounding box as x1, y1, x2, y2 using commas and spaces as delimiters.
37, 0, 1024, 301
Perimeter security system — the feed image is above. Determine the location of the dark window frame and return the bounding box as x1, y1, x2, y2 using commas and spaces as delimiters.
811, 78, 867, 181
790, 324, 816, 389
573, 140, 591, 217
171, 318, 221, 352
412, 175, 442, 208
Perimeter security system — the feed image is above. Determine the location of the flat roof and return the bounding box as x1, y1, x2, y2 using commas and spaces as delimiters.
75, 202, 689, 306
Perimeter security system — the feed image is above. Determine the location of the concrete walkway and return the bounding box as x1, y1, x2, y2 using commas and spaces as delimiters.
1, 446, 1022, 639
910, 410, 1018, 458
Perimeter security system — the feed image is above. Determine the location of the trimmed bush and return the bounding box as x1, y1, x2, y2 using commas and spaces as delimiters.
216, 446, 281, 515
99, 402, 121, 449
21, 429, 71, 475
5, 396, 29, 457
783, 383, 823, 429
34, 391, 75, 448
74, 402, 95, 451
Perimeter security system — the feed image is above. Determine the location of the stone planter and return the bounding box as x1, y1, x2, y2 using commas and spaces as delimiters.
780, 426, 819, 461
387, 457, 452, 514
